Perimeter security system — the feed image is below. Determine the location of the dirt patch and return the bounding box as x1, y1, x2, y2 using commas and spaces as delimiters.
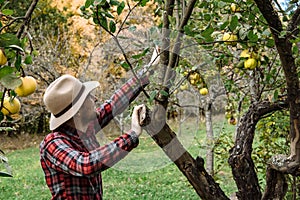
0, 133, 47, 152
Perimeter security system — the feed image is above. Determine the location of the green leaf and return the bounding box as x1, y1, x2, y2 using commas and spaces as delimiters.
0, 33, 21, 47
24, 55, 33, 64
229, 15, 238, 32
149, 90, 158, 103
292, 45, 298, 55
85, 0, 94, 8
279, 31, 286, 39
103, 11, 114, 18
140, 0, 149, 6
80, 5, 86, 11
0, 66, 15, 79
247, 30, 258, 42
110, 0, 120, 6
221, 0, 234, 2
0, 74, 22, 90
238, 28, 248, 40
132, 48, 149, 59
159, 90, 169, 97
99, 15, 108, 30
15, 54, 22, 70
117, 1, 125, 15
220, 21, 229, 30
201, 25, 214, 38
2, 9, 13, 16
203, 14, 211, 21
7, 45, 24, 52
0, 111, 3, 122
109, 20, 116, 33
0, 126, 14, 131
120, 61, 130, 70
128, 26, 136, 32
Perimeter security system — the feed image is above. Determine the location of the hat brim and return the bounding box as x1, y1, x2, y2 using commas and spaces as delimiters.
49, 81, 100, 130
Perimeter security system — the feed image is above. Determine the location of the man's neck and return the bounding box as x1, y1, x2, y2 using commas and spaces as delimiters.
65, 118, 89, 133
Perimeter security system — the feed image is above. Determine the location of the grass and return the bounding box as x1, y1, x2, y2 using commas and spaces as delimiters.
0, 118, 237, 200
0, 148, 51, 200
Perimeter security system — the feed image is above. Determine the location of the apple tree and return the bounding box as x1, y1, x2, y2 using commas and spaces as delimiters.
79, 0, 300, 199
0, 0, 40, 177
188, 0, 300, 199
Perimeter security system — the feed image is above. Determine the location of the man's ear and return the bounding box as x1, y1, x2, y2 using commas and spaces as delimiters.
73, 110, 81, 119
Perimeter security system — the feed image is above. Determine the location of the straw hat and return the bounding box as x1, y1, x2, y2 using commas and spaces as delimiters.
43, 74, 99, 130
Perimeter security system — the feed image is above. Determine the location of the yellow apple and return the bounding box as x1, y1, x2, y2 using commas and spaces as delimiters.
15, 76, 37, 97
240, 49, 251, 58
189, 72, 200, 81
225, 112, 232, 119
190, 79, 196, 85
0, 49, 7, 66
183, 71, 189, 76
244, 58, 258, 70
230, 3, 240, 12
199, 88, 208, 95
1, 96, 21, 115
180, 83, 189, 90
223, 33, 238, 46
228, 117, 237, 125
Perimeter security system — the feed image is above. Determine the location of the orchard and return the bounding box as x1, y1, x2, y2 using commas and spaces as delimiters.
1, 0, 300, 200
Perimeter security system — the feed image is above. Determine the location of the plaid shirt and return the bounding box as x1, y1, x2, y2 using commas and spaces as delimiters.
40, 75, 149, 200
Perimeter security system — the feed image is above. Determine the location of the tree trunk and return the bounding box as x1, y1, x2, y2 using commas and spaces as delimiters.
262, 166, 288, 200
228, 100, 287, 200
205, 100, 214, 175
145, 103, 229, 200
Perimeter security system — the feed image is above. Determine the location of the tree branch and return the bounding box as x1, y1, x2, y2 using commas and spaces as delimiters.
16, 0, 39, 39
228, 100, 288, 200
253, 0, 283, 36
287, 5, 300, 37
163, 0, 197, 89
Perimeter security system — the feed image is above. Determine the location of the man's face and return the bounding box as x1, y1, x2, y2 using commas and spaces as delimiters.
80, 93, 98, 123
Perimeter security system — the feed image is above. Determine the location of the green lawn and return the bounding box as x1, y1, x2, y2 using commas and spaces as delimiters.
0, 120, 237, 200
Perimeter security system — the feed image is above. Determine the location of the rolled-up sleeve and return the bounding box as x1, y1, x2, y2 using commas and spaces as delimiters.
40, 131, 139, 176
95, 75, 149, 129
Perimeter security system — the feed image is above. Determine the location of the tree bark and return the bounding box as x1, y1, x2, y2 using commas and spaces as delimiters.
262, 166, 288, 200
205, 100, 214, 175
145, 104, 229, 200
228, 100, 287, 200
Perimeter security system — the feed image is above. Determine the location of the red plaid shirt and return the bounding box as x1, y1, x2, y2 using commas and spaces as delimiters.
40, 75, 149, 200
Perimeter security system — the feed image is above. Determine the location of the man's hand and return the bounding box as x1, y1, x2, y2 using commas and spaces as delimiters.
131, 104, 146, 136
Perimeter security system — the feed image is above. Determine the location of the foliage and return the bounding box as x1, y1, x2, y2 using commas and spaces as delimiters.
0, 0, 38, 119
31, 0, 68, 33
0, 0, 41, 177
185, 0, 286, 109
0, 0, 68, 178
254, 110, 290, 184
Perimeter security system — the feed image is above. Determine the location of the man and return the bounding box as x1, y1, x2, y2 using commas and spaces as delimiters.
40, 48, 159, 199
